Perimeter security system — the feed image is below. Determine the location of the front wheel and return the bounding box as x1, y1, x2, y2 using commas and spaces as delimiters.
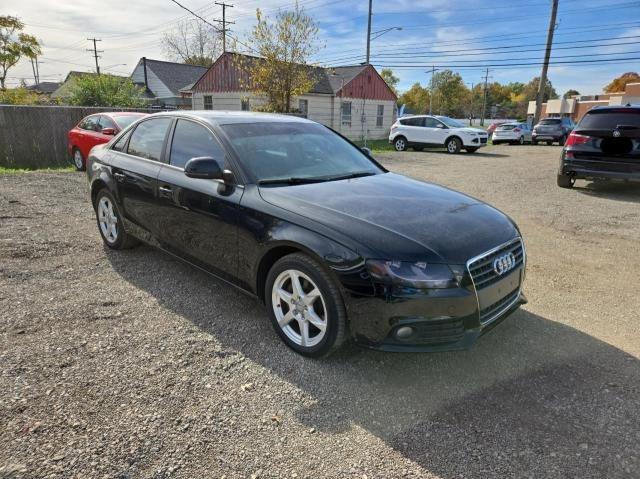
446, 137, 462, 154
266, 253, 347, 357
394, 137, 408, 152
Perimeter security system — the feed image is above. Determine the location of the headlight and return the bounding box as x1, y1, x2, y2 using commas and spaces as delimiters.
366, 260, 458, 289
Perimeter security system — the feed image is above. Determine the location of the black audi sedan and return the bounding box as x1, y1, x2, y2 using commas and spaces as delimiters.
87, 111, 526, 357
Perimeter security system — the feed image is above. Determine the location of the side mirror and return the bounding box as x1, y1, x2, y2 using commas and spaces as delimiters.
361, 147, 372, 157
436, 123, 445, 129
184, 157, 225, 180
101, 127, 116, 135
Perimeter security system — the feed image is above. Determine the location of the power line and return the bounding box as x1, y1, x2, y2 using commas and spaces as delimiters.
367, 56, 640, 69
86, 38, 103, 75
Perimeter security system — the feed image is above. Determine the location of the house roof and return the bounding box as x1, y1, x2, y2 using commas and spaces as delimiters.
26, 81, 62, 94
138, 58, 208, 96
326, 65, 367, 93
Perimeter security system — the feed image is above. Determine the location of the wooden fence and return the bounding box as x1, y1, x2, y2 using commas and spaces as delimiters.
0, 105, 161, 169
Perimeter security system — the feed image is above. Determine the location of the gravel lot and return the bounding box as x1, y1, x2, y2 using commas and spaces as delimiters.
1, 144, 639, 478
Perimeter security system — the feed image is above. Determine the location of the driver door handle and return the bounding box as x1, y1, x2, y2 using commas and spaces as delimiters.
159, 185, 173, 199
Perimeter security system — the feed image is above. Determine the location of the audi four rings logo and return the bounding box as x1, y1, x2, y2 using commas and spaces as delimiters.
613, 129, 621, 137
493, 253, 517, 276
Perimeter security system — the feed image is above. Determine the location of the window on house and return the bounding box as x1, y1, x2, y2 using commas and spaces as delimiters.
376, 105, 384, 127
241, 98, 250, 111
204, 95, 213, 110
298, 99, 308, 118
341, 101, 352, 127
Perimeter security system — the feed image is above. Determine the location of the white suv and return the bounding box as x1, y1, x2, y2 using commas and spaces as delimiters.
389, 115, 489, 153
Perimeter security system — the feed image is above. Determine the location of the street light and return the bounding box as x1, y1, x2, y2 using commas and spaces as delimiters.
370, 26, 403, 41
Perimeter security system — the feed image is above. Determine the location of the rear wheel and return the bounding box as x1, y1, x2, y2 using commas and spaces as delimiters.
532, 139, 538, 145
72, 148, 85, 171
519, 136, 525, 145
266, 253, 346, 357
94, 189, 139, 249
394, 136, 408, 152
446, 137, 462, 154
557, 174, 575, 189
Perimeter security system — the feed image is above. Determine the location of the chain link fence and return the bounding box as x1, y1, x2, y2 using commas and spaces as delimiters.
0, 105, 162, 169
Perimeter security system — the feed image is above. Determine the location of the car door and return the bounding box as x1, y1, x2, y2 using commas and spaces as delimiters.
109, 117, 173, 240
424, 117, 449, 145
155, 118, 244, 282
76, 115, 101, 159
399, 117, 425, 143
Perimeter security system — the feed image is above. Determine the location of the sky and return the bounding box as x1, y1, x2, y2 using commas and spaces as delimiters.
5, 0, 640, 96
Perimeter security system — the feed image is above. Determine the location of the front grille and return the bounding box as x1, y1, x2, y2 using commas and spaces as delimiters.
479, 287, 520, 324
467, 238, 524, 290
480, 137, 488, 144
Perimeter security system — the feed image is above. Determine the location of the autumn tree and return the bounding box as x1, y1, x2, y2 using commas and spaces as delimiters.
380, 68, 399, 94
241, 2, 321, 113
397, 82, 429, 113
68, 74, 146, 107
162, 19, 221, 67
0, 16, 41, 90
430, 70, 468, 117
604, 72, 640, 93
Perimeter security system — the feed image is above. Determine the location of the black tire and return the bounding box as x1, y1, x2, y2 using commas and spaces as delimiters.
559, 135, 567, 146
519, 136, 525, 145
466, 147, 479, 153
265, 253, 347, 357
393, 136, 408, 152
72, 147, 85, 171
532, 140, 538, 145
445, 137, 462, 154
493, 141, 501, 145
557, 174, 575, 189
94, 188, 139, 250
546, 141, 552, 146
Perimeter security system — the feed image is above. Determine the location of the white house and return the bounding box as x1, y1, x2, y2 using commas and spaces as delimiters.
188, 52, 398, 140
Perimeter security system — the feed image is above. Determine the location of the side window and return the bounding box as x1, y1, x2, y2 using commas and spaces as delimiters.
424, 117, 441, 128
112, 132, 130, 152
98, 115, 117, 131
169, 120, 225, 169
127, 118, 172, 162
400, 117, 423, 127
80, 116, 99, 131
204, 95, 213, 110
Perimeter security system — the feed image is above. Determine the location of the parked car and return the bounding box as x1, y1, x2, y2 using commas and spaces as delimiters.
487, 121, 507, 139
87, 111, 526, 356
557, 104, 640, 188
389, 115, 489, 153
491, 122, 532, 145
532, 117, 574, 145
68, 112, 147, 170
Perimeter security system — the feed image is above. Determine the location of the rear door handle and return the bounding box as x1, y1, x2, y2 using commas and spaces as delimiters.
113, 172, 125, 182
159, 185, 173, 199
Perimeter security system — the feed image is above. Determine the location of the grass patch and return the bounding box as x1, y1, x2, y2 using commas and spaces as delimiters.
353, 139, 395, 153
0, 165, 76, 175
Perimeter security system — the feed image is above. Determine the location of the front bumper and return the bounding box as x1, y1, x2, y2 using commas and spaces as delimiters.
342, 238, 527, 352
464, 136, 488, 147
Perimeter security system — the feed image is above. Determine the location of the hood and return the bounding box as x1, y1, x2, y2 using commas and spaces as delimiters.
259, 173, 519, 264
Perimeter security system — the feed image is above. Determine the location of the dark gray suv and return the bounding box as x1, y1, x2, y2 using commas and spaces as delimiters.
532, 117, 574, 145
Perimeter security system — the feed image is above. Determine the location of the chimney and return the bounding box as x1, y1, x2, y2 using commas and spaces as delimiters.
142, 57, 148, 90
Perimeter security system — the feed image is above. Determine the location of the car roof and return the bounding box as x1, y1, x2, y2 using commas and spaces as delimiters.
148, 110, 316, 126
108, 112, 148, 117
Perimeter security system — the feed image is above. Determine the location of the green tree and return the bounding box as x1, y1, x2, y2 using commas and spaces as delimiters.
397, 82, 429, 113
68, 74, 146, 107
563, 89, 580, 99
604, 72, 640, 93
0, 16, 41, 90
522, 76, 558, 102
240, 2, 321, 112
380, 68, 399, 94
431, 70, 468, 117
0, 86, 42, 104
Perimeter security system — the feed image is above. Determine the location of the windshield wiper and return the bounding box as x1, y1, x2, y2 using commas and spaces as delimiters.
258, 171, 377, 186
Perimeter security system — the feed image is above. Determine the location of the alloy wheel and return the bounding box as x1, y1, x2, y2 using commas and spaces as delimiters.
271, 269, 328, 348
519, 136, 525, 145
395, 138, 406, 151
447, 140, 458, 153
74, 150, 84, 170
97, 196, 118, 244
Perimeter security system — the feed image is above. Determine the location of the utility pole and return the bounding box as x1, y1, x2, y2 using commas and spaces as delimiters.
30, 56, 42, 85
468, 82, 474, 126
214, 2, 234, 53
87, 38, 103, 75
534, 0, 559, 125
481, 67, 490, 126
427, 66, 437, 115
365, 0, 372, 64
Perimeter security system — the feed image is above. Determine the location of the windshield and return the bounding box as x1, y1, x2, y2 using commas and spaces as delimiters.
539, 119, 561, 125
114, 114, 145, 129
220, 122, 383, 183
437, 116, 465, 128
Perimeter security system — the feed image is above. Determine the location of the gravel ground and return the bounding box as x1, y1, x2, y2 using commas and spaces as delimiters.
1, 144, 638, 478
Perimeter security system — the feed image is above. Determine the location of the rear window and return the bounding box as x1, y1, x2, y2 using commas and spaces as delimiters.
539, 119, 561, 125
400, 117, 424, 127
578, 110, 640, 129
498, 124, 518, 130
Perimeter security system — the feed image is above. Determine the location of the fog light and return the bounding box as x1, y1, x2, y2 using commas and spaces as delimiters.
396, 326, 414, 339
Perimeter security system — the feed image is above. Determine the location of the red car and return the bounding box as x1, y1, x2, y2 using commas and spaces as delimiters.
68, 112, 147, 170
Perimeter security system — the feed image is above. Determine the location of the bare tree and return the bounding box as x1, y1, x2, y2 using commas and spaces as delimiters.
162, 20, 221, 67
